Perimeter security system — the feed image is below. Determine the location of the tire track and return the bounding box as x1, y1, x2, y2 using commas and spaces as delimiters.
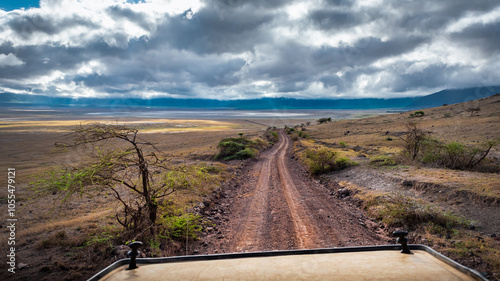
211, 129, 384, 254
276, 130, 319, 249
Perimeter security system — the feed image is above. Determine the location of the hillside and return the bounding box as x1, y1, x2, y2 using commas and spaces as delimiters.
300, 93, 500, 279
406, 86, 500, 109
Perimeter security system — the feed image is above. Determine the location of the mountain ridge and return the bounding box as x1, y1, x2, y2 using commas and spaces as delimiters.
1, 86, 499, 110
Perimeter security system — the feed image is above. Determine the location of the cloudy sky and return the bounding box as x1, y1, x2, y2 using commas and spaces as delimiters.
0, 0, 499, 100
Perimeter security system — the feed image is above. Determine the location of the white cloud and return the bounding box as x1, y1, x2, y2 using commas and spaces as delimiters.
0, 53, 24, 66
0, 0, 499, 99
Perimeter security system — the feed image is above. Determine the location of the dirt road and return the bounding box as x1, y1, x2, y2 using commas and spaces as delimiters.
201, 130, 388, 254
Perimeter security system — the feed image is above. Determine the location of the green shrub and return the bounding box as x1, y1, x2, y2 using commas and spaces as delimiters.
216, 141, 245, 159
161, 213, 202, 241
370, 155, 397, 166
215, 137, 265, 161
339, 141, 347, 148
232, 148, 257, 160
335, 157, 357, 169
317, 117, 332, 124
418, 138, 497, 170
410, 111, 425, 118
304, 148, 355, 175
366, 193, 470, 231
265, 130, 279, 144
401, 123, 497, 170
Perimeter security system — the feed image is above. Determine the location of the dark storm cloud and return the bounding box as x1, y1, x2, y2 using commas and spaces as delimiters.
388, 0, 500, 34
106, 5, 150, 30
153, 4, 274, 55
213, 0, 290, 9
0, 0, 499, 99
309, 9, 365, 29
6, 13, 97, 38
0, 43, 87, 79
450, 20, 500, 56
389, 64, 458, 92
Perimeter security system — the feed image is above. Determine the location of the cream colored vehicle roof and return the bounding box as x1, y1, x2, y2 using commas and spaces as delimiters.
97, 248, 484, 281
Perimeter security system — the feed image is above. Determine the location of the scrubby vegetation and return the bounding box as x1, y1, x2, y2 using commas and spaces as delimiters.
317, 117, 332, 124
400, 122, 498, 170
409, 111, 425, 118
363, 192, 470, 231
215, 135, 270, 161
264, 129, 279, 144
304, 148, 358, 175
369, 155, 397, 166
30, 123, 225, 266
353, 188, 500, 278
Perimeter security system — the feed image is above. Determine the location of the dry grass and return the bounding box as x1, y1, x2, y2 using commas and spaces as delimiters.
394, 167, 500, 199
336, 180, 500, 279
0, 111, 271, 280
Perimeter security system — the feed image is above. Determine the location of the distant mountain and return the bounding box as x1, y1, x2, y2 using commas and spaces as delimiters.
0, 93, 417, 110
2, 86, 499, 110
406, 86, 500, 110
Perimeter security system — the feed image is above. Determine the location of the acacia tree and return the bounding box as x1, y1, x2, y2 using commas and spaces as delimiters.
400, 121, 426, 160
32, 123, 179, 234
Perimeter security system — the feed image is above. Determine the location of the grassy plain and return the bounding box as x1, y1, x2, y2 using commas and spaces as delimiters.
294, 94, 500, 279
0, 108, 293, 280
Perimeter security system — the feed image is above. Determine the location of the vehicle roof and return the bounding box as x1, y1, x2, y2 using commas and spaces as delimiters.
92, 245, 485, 281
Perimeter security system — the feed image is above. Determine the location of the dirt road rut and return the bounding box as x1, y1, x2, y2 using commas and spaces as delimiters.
201, 130, 387, 254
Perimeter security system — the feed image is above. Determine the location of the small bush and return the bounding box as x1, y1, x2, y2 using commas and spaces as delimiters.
370, 155, 397, 166
365, 193, 470, 231
232, 148, 257, 160
304, 148, 355, 175
265, 130, 279, 144
317, 117, 332, 124
339, 141, 348, 148
418, 138, 498, 170
215, 137, 263, 161
409, 111, 425, 118
298, 131, 309, 139
443, 112, 452, 118
215, 140, 245, 159
335, 157, 358, 169
161, 213, 202, 241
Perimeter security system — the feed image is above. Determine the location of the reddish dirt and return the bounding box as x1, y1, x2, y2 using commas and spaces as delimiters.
198, 130, 390, 254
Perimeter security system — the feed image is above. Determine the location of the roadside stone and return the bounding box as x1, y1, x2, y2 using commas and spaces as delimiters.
337, 188, 351, 197
113, 245, 129, 259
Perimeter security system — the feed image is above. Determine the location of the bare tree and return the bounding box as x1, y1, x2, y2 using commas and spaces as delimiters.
400, 121, 426, 160
32, 123, 180, 234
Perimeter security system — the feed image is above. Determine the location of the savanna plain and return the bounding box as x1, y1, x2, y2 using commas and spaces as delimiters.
1, 95, 499, 280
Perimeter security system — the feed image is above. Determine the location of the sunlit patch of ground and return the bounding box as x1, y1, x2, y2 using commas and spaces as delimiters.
0, 118, 241, 133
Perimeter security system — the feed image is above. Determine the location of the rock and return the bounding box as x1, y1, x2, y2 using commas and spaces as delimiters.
337, 188, 351, 197
353, 145, 363, 152
40, 266, 51, 272
401, 180, 414, 187
114, 245, 130, 259
17, 263, 28, 269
